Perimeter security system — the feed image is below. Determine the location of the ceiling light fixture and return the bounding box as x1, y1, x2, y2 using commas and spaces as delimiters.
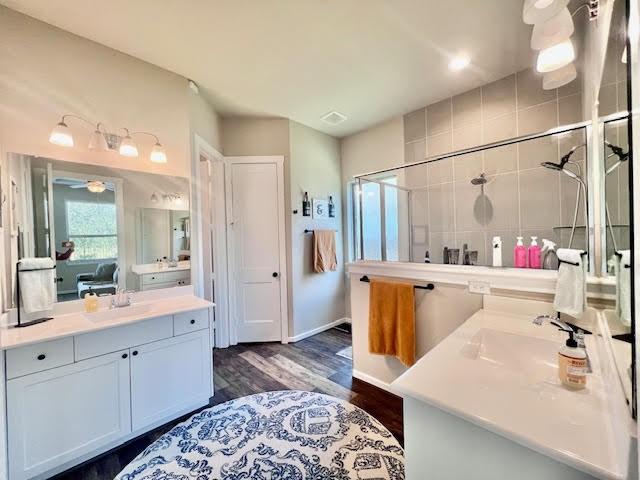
536, 39, 575, 72
86, 180, 106, 193
542, 62, 577, 89
523, 0, 569, 25
531, 8, 574, 50
448, 54, 470, 71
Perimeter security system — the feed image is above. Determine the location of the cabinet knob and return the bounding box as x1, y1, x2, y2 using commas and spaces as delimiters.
37, 354, 46, 361
272, 272, 279, 278
132, 350, 138, 356
190, 319, 196, 325
122, 353, 128, 359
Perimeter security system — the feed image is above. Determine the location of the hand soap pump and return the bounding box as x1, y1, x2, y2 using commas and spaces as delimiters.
514, 236, 527, 268
558, 330, 588, 390
84, 288, 99, 313
542, 239, 559, 270
528, 236, 541, 269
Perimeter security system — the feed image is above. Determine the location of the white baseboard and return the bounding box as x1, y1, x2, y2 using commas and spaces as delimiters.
288, 318, 350, 342
352, 369, 396, 394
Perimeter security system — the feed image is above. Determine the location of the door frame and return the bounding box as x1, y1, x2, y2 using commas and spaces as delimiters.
192, 134, 227, 348
225, 155, 289, 345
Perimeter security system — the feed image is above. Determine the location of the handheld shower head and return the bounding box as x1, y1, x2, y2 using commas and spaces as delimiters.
540, 143, 586, 171
604, 141, 629, 162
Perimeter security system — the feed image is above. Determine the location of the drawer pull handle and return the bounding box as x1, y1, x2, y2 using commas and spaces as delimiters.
122, 353, 128, 359
37, 354, 46, 361
132, 350, 139, 356
190, 319, 196, 325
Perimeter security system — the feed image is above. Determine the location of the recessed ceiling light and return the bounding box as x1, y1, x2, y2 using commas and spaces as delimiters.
449, 55, 470, 72
321, 111, 347, 125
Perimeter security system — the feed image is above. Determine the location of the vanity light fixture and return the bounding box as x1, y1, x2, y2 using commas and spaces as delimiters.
150, 192, 159, 203
448, 54, 470, 72
119, 128, 139, 157
523, 0, 569, 25
128, 131, 167, 163
536, 39, 575, 73
88, 123, 109, 151
531, 8, 574, 50
49, 119, 75, 147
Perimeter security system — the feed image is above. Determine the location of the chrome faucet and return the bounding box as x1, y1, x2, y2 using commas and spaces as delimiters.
110, 289, 133, 309
533, 314, 592, 373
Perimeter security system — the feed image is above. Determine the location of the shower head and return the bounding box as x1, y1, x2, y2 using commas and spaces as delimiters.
605, 141, 629, 162
470, 173, 487, 185
540, 143, 586, 171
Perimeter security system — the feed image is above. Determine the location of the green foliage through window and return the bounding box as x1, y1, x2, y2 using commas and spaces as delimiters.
66, 201, 118, 261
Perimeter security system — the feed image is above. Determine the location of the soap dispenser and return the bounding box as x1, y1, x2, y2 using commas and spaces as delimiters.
492, 236, 502, 267
514, 236, 527, 268
84, 288, 99, 313
558, 331, 588, 390
542, 239, 559, 270
528, 236, 541, 269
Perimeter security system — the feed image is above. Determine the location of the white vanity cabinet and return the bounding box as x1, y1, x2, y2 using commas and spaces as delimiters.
4, 305, 213, 480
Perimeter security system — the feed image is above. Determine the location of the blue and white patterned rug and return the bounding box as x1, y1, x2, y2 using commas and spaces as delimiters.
117, 390, 404, 479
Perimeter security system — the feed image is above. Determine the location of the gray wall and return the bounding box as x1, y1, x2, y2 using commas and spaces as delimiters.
402, 67, 589, 266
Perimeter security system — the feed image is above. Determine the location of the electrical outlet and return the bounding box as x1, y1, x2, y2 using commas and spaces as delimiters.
468, 280, 491, 295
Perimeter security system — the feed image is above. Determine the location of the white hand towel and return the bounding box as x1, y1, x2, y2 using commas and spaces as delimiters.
615, 250, 631, 326
553, 249, 587, 319
18, 257, 56, 313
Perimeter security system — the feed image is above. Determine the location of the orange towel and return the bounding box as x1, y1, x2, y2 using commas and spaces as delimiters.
313, 230, 337, 273
368, 280, 416, 366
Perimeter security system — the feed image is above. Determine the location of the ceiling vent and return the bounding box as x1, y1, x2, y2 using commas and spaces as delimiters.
321, 111, 347, 125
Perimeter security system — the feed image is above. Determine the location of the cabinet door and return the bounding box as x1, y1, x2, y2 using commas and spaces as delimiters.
7, 350, 131, 480
130, 329, 211, 431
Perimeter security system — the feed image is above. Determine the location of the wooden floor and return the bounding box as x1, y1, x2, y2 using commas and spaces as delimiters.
52, 327, 403, 480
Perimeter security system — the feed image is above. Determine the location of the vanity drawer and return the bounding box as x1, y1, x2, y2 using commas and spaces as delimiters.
6, 337, 74, 379
174, 309, 209, 336
142, 271, 190, 285
74, 316, 173, 361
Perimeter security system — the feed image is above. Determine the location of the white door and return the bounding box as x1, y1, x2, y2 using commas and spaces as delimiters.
227, 158, 286, 343
7, 350, 131, 480
130, 330, 211, 431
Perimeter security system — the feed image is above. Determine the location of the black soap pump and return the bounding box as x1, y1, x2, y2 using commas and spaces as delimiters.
302, 192, 311, 217
328, 196, 335, 218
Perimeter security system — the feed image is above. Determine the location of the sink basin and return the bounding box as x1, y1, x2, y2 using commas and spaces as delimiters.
460, 328, 559, 383
83, 303, 152, 322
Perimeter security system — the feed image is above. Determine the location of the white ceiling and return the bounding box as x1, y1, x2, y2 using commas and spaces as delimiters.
1, 0, 534, 137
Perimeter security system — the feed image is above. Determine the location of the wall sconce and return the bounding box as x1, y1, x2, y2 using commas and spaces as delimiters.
150, 192, 183, 204
49, 114, 168, 163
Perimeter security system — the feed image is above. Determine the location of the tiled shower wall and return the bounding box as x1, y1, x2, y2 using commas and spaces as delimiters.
403, 67, 588, 266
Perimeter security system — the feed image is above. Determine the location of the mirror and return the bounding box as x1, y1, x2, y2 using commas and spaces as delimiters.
2, 154, 191, 305
598, 0, 634, 414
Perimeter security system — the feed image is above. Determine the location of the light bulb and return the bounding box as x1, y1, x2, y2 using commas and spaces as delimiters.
88, 129, 109, 151
536, 40, 575, 73
449, 55, 470, 72
119, 135, 139, 157
150, 142, 168, 163
49, 121, 74, 147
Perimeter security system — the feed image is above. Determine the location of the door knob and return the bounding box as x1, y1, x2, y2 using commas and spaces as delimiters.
272, 272, 279, 278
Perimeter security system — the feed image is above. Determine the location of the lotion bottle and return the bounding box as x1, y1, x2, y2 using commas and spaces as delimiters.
558, 332, 588, 390
514, 236, 527, 268
528, 236, 541, 269
84, 288, 99, 313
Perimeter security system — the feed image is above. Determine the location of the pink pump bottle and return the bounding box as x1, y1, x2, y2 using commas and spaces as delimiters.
514, 236, 527, 268
528, 236, 541, 269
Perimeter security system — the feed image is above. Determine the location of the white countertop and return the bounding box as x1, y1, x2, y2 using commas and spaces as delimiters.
0, 294, 213, 350
131, 261, 191, 275
392, 308, 627, 480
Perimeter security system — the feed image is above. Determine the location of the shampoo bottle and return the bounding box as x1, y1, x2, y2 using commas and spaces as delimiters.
528, 236, 541, 269
514, 236, 527, 268
492, 236, 502, 267
558, 332, 588, 390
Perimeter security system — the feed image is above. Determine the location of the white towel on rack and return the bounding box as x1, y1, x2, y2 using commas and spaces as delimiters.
615, 250, 631, 326
553, 249, 587, 319
18, 257, 55, 313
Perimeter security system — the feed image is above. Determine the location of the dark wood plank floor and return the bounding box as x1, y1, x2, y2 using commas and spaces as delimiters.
51, 327, 403, 480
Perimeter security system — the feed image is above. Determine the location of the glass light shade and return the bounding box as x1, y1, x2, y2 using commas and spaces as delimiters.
119, 135, 139, 157
88, 129, 109, 151
49, 122, 74, 147
150, 142, 168, 163
531, 8, 574, 50
523, 0, 569, 25
150, 192, 159, 203
542, 62, 577, 89
86, 181, 106, 193
536, 40, 575, 73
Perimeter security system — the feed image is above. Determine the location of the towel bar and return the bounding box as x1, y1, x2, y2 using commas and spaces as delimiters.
558, 251, 587, 267
304, 229, 337, 234
614, 251, 631, 268
359, 275, 434, 290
